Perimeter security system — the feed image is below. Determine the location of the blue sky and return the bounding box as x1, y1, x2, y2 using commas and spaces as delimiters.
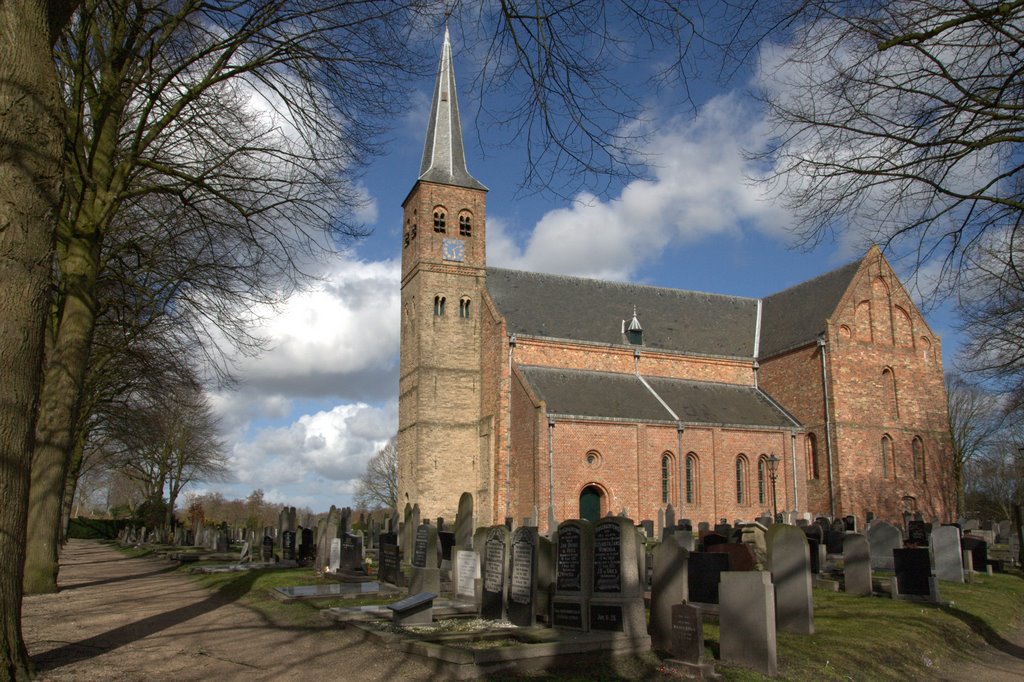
196, 25, 964, 514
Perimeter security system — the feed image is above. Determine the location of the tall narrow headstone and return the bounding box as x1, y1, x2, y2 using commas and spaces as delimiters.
720, 571, 777, 676
480, 525, 510, 620
931, 525, 964, 583
650, 536, 689, 653
867, 521, 902, 570
507, 526, 539, 626
409, 523, 440, 595
552, 520, 594, 631
767, 524, 814, 634
842, 533, 872, 596
454, 492, 474, 549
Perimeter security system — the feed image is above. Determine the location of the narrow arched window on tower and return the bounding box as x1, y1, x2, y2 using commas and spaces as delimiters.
433, 208, 446, 233
459, 212, 472, 237
757, 456, 768, 505
807, 433, 820, 480
434, 295, 446, 316
685, 452, 698, 505
881, 435, 893, 479
661, 453, 674, 504
459, 297, 471, 319
912, 437, 926, 481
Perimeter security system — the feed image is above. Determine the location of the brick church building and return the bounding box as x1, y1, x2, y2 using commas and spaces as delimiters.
397, 31, 954, 533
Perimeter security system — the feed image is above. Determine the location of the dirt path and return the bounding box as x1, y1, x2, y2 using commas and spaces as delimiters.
23, 540, 438, 681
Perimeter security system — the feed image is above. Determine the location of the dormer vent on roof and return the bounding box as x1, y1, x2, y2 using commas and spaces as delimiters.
626, 306, 643, 345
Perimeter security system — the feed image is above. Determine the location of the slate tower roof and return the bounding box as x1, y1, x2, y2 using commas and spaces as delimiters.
418, 28, 487, 191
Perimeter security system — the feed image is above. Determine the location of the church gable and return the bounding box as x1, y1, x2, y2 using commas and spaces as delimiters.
486, 268, 758, 358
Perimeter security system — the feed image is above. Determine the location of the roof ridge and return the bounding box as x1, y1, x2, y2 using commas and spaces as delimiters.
761, 255, 862, 303
486, 266, 758, 304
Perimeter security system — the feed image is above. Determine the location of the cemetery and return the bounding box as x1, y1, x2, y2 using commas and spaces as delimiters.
40, 494, 1023, 680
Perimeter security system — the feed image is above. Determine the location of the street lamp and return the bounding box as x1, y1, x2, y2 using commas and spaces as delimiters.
766, 454, 781, 520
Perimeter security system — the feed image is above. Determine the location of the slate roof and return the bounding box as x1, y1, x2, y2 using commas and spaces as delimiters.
758, 259, 862, 358
519, 366, 797, 429
486, 268, 759, 358
418, 29, 486, 191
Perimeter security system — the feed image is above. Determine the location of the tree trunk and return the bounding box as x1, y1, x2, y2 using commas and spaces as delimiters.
23, 217, 102, 594
0, 0, 66, 675
59, 430, 86, 545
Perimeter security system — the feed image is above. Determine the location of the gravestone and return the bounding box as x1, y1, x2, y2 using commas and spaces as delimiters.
409, 523, 440, 595
340, 532, 364, 571
807, 538, 823, 574
997, 520, 1012, 544
893, 547, 939, 601
669, 602, 704, 666
867, 521, 903, 570
640, 519, 654, 538
454, 492, 474, 549
842, 533, 872, 596
767, 524, 814, 634
961, 536, 989, 572
930, 526, 964, 583
720, 571, 777, 677
736, 522, 768, 569
687, 551, 731, 605
650, 536, 690, 653
455, 549, 480, 602
697, 521, 710, 535
665, 504, 676, 529
261, 535, 274, 562
300, 527, 314, 561
282, 530, 296, 561
480, 525, 510, 620
401, 503, 413, 565
674, 529, 696, 552
537, 535, 555, 617
825, 531, 845, 555
708, 542, 757, 571
845, 515, 857, 532
907, 520, 929, 546
329, 538, 341, 572
379, 543, 402, 586
507, 526, 539, 626
702, 532, 727, 550
438, 531, 456, 565
657, 508, 666, 540
552, 519, 593, 631
590, 517, 646, 637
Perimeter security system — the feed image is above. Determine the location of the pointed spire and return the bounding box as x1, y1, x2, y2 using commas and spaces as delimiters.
627, 305, 643, 332
419, 28, 486, 191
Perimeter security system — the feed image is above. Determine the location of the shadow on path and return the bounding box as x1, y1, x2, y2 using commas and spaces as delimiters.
33, 567, 261, 672
939, 603, 1024, 660
59, 564, 179, 592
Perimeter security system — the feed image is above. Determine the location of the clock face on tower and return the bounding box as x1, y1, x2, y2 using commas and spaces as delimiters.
441, 237, 465, 262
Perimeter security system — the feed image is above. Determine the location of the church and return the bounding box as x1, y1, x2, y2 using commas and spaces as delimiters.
397, 31, 955, 533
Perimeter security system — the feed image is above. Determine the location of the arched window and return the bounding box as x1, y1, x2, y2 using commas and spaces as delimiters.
912, 437, 926, 481
736, 455, 748, 504
459, 297, 471, 319
881, 435, 893, 479
433, 295, 446, 316
660, 452, 675, 505
685, 452, 698, 505
882, 367, 899, 419
757, 455, 768, 505
433, 207, 446, 233
806, 433, 820, 480
459, 212, 472, 237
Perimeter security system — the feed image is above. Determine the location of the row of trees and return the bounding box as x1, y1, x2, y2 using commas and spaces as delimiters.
2, 0, 1023, 677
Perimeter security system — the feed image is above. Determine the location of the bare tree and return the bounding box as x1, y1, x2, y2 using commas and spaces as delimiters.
946, 372, 1010, 517
355, 437, 398, 512
757, 0, 1024, 295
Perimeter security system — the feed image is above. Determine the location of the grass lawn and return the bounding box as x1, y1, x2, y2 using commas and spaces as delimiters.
121, 544, 1024, 680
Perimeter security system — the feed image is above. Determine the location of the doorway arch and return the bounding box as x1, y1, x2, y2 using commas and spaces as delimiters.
579, 485, 604, 523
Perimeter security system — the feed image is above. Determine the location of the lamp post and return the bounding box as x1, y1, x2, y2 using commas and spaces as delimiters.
766, 454, 781, 520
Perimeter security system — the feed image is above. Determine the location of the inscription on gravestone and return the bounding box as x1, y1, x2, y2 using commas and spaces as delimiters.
455, 549, 478, 599
380, 543, 400, 585
557, 527, 582, 592
282, 531, 296, 560
484, 537, 504, 593
590, 603, 624, 632
507, 527, 537, 626
412, 526, 428, 568
594, 523, 621, 593
671, 602, 704, 664
552, 601, 583, 629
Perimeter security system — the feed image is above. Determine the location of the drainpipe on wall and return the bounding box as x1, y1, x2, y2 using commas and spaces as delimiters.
677, 422, 685, 518
818, 335, 837, 517
505, 334, 516, 520
791, 430, 799, 513
548, 417, 556, 532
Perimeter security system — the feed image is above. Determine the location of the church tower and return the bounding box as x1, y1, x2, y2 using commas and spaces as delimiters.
397, 29, 488, 521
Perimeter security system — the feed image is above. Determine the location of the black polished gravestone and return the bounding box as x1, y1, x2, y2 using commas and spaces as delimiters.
807, 538, 822, 574
261, 535, 274, 561
670, 602, 704, 665
299, 528, 314, 560
701, 532, 727, 550
907, 520, 929, 546
826, 531, 844, 555
961, 536, 989, 571
439, 531, 456, 563
481, 526, 509, 620
507, 527, 539, 626
412, 527, 429, 568
282, 530, 296, 561
687, 551, 731, 605
557, 526, 583, 592
593, 522, 621, 594
379, 543, 403, 586
341, 533, 363, 571
893, 547, 933, 596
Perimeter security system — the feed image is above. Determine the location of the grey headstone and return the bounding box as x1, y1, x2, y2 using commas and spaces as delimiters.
454, 549, 480, 601
842, 533, 872, 596
867, 521, 902, 570
552, 519, 594, 631
720, 571, 777, 676
507, 526, 539, 626
931, 526, 964, 583
669, 602, 704, 665
480, 525, 510, 620
650, 537, 689, 653
590, 517, 646, 637
767, 524, 814, 634
455, 492, 474, 549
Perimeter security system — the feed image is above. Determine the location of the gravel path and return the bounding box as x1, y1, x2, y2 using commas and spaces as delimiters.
23, 539, 437, 681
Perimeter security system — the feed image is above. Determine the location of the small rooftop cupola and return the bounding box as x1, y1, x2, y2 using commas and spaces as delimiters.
626, 306, 643, 345
419, 28, 486, 191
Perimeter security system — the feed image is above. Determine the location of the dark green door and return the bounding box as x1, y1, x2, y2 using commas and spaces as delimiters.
579, 486, 601, 523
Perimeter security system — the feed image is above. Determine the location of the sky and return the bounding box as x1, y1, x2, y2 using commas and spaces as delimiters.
193, 18, 965, 514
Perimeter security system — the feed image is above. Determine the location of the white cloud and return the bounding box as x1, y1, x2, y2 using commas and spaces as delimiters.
488, 93, 791, 280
